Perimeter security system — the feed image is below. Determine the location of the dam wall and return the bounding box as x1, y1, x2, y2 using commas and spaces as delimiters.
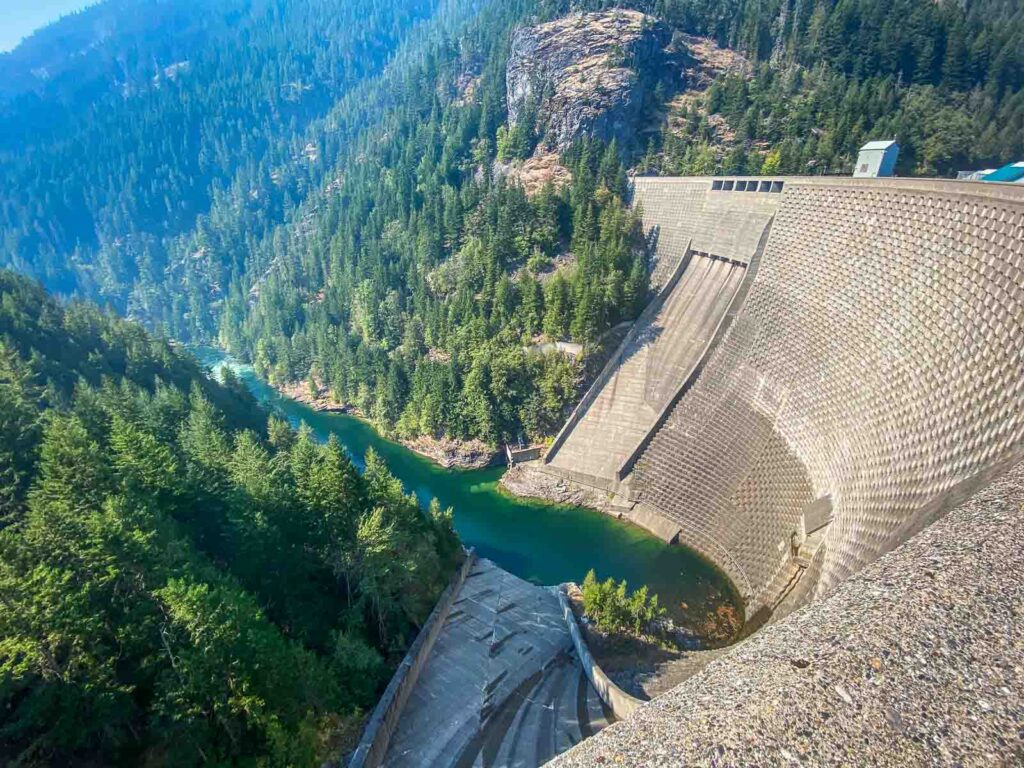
633, 176, 1024, 613
549, 175, 1024, 617
631, 176, 782, 287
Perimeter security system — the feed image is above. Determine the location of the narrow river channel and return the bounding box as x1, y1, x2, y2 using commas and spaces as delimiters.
194, 347, 736, 624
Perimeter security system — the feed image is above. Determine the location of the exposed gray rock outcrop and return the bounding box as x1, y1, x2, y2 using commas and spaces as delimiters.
401, 435, 500, 469
507, 10, 671, 154
500, 462, 606, 508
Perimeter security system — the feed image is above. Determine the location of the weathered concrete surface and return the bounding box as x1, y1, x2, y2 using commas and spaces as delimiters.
488, 176, 1024, 766
545, 252, 747, 485
551, 459, 1024, 767
627, 177, 1024, 616
381, 559, 612, 767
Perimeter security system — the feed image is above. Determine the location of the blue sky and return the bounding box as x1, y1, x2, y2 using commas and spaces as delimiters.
0, 0, 95, 52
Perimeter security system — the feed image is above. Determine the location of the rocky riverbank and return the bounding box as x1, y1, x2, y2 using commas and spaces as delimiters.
274, 380, 355, 413
500, 462, 607, 507
400, 435, 500, 470
275, 381, 500, 469
563, 583, 738, 701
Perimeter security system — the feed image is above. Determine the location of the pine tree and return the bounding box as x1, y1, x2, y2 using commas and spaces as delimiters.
0, 345, 41, 521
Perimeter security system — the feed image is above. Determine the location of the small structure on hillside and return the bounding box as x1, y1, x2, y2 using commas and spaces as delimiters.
853, 140, 899, 178
528, 340, 583, 358
506, 443, 544, 466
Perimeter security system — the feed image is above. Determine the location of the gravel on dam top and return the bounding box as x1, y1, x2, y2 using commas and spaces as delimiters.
550, 460, 1024, 767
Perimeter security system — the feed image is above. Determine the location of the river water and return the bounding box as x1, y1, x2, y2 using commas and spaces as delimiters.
194, 347, 735, 623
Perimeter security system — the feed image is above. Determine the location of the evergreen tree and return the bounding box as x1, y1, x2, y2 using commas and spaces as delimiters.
0, 270, 461, 765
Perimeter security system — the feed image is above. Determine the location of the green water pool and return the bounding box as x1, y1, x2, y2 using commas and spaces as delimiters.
194, 347, 736, 624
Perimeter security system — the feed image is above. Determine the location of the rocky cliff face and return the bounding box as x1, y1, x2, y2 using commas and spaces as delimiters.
506, 10, 671, 154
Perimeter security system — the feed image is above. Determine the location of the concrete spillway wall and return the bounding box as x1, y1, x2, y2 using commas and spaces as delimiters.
544, 247, 752, 488
632, 176, 782, 287
566, 175, 1024, 617
543, 177, 780, 493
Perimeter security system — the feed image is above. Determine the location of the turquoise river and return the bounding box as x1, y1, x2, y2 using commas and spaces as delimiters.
195, 347, 735, 623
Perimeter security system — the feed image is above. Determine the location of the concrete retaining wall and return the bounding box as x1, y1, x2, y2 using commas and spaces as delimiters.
628, 176, 1024, 615
556, 589, 643, 720
348, 550, 477, 768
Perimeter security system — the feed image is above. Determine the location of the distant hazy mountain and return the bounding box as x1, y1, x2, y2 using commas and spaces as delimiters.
0, 0, 448, 316
0, 0, 1021, 447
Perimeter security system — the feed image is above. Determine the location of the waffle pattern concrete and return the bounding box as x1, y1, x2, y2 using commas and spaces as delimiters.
382, 559, 611, 767
629, 177, 1024, 614
631, 311, 815, 605
546, 252, 747, 485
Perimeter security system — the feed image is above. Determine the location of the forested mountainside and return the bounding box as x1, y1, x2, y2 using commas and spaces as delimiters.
640, 0, 1024, 176
0, 0, 1021, 764
0, 269, 460, 765
0, 0, 448, 314
2, 0, 1022, 454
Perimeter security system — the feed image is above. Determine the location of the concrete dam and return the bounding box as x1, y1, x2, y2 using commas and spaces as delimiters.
542, 175, 1024, 622
361, 175, 1024, 766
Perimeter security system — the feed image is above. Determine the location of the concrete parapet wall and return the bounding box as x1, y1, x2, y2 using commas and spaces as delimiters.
627, 176, 1024, 615
556, 589, 643, 720
349, 550, 477, 768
